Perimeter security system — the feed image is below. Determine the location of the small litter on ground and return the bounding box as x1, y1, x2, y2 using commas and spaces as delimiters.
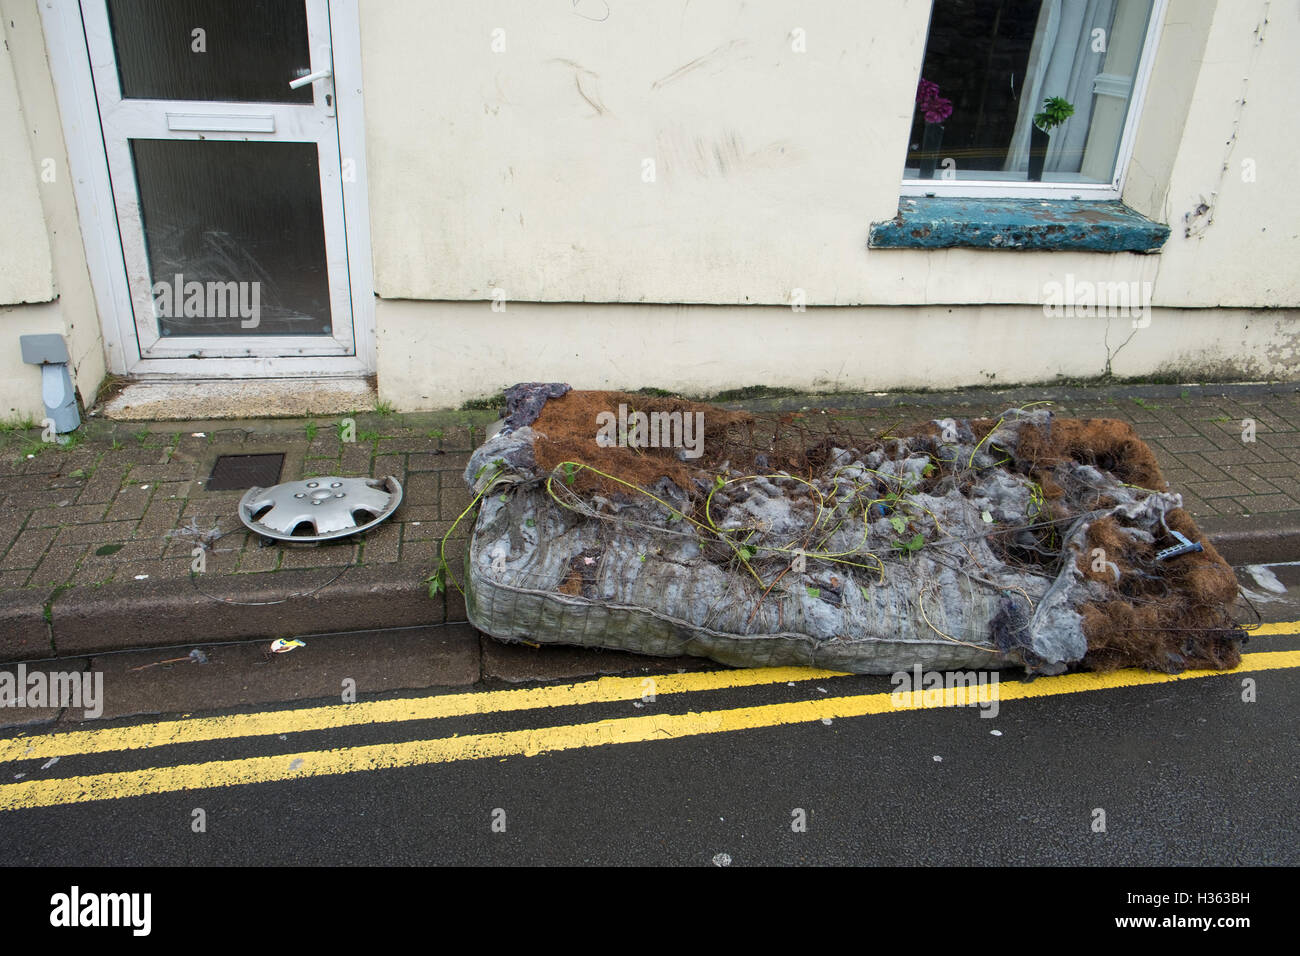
129, 647, 210, 672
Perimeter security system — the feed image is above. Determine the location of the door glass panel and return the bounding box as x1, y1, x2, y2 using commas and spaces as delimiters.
131, 139, 333, 336
107, 0, 313, 103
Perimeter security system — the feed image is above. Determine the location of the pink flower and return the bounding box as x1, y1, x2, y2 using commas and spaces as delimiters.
924, 97, 953, 124
916, 78, 953, 124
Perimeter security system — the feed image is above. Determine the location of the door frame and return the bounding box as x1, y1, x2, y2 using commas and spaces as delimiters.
39, 0, 376, 379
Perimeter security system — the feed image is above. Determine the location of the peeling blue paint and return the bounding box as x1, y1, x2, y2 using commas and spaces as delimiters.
868, 198, 1170, 253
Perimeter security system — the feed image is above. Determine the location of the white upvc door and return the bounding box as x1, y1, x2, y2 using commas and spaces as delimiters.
68, 0, 372, 377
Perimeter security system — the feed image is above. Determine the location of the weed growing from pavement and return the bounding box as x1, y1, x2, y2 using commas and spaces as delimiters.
305, 421, 318, 441
64, 430, 86, 450
10, 427, 85, 463
42, 582, 73, 623
12, 439, 44, 464
706, 385, 801, 403
426, 461, 506, 598
460, 392, 506, 412
0, 415, 37, 434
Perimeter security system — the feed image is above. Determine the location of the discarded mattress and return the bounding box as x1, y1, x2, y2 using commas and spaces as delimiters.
460, 387, 1244, 675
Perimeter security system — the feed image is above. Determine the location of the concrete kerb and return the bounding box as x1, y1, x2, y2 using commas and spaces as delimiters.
0, 588, 54, 662
1194, 515, 1300, 567
42, 563, 441, 660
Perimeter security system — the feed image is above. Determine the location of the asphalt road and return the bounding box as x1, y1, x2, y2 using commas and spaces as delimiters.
0, 564, 1296, 868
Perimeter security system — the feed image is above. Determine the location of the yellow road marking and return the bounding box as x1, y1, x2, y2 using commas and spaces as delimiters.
1247, 621, 1300, 637
0, 666, 849, 763
3, 618, 1296, 764
0, 649, 1295, 812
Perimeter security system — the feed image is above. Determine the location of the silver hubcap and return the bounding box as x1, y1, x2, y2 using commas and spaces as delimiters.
238, 476, 403, 542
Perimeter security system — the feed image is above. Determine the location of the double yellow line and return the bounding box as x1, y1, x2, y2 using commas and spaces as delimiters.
0, 624, 1296, 812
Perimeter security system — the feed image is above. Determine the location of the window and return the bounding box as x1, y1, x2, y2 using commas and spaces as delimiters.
903, 0, 1166, 198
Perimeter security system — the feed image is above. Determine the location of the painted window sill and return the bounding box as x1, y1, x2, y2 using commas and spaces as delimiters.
868, 198, 1170, 253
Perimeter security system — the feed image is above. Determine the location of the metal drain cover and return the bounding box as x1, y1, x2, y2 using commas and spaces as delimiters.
238, 476, 403, 542
208, 453, 284, 491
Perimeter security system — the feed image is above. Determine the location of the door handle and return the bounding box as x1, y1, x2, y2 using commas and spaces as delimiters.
289, 67, 332, 89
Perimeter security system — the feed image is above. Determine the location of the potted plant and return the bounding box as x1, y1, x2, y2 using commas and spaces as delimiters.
1029, 95, 1074, 181
915, 78, 953, 179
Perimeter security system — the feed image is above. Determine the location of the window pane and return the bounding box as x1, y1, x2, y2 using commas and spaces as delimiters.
107, 0, 313, 103
905, 0, 1155, 185
131, 139, 333, 337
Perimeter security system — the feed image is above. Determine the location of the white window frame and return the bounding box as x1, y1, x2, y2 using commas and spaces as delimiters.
901, 0, 1169, 201
38, 0, 376, 379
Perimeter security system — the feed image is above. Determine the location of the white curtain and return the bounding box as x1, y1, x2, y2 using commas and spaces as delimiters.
1004, 0, 1117, 174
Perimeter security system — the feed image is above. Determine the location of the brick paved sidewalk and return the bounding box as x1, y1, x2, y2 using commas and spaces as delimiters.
0, 419, 469, 590
1, 382, 1296, 662
0, 409, 493, 659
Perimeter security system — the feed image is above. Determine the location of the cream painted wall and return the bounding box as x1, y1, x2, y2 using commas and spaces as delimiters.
0, 0, 1294, 418
360, 0, 932, 306
1145, 0, 1300, 307
359, 0, 1300, 315
0, 0, 107, 419
0, 25, 54, 304
357, 0, 1299, 409
1121, 0, 1216, 221
377, 299, 1299, 410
